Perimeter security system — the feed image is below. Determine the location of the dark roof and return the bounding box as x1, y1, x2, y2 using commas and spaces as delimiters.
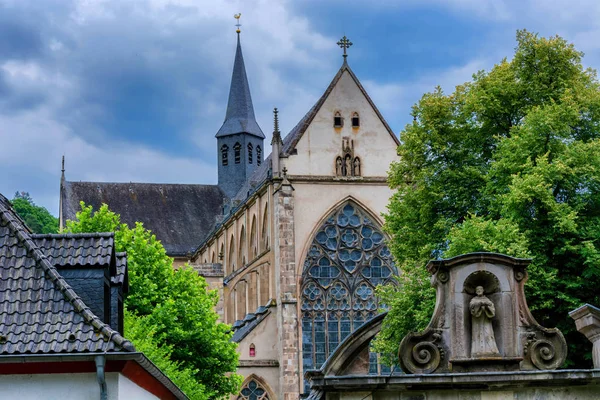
215, 34, 265, 139
61, 181, 226, 256
31, 232, 115, 268
230, 300, 274, 343
113, 251, 129, 292
281, 61, 399, 155
0, 193, 134, 354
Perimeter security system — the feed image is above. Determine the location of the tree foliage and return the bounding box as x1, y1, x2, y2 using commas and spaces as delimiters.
11, 191, 58, 234
66, 203, 241, 399
374, 30, 600, 367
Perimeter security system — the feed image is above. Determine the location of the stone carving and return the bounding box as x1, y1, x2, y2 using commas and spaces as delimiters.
398, 253, 568, 374
336, 157, 343, 176
353, 157, 361, 176
570, 304, 600, 368
344, 155, 352, 176
399, 328, 444, 374
470, 286, 500, 358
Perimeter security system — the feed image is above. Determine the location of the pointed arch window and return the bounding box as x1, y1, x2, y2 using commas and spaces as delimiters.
256, 146, 262, 166
301, 202, 397, 389
352, 112, 360, 128
221, 144, 229, 166
234, 142, 241, 164
248, 143, 253, 164
334, 111, 343, 128
238, 379, 269, 400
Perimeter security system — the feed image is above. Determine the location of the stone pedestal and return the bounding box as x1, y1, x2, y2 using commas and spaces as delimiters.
570, 304, 600, 368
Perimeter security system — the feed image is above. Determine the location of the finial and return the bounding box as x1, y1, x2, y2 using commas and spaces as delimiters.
234, 13, 242, 34
61, 155, 65, 179
282, 167, 288, 177
273, 107, 280, 134
337, 35, 353, 60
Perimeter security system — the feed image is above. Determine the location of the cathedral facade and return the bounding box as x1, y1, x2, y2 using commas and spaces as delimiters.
60, 31, 400, 400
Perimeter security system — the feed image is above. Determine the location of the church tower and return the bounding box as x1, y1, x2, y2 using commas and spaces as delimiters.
216, 21, 265, 199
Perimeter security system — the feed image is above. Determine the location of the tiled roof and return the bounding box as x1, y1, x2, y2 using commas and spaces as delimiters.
113, 251, 128, 291
32, 232, 114, 268
0, 194, 134, 355
61, 181, 226, 256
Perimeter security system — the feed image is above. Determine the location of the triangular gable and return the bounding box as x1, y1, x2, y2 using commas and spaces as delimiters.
0, 194, 134, 354
282, 62, 400, 155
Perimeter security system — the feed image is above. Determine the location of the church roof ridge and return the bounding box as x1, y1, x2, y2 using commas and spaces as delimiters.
63, 180, 219, 188
216, 33, 265, 139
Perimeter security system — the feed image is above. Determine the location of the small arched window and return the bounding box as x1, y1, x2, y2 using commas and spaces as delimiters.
249, 343, 256, 357
256, 146, 262, 166
221, 144, 229, 166
334, 111, 343, 128
352, 112, 360, 128
248, 143, 253, 164
234, 142, 241, 164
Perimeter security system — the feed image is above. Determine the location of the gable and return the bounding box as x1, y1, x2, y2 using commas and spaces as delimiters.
284, 65, 399, 177
0, 194, 133, 354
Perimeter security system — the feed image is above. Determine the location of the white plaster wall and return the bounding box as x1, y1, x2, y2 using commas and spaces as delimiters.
118, 373, 160, 400
285, 70, 398, 177
292, 182, 394, 273
0, 372, 159, 400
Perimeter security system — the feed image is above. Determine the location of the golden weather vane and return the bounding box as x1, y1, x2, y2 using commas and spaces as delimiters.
234, 13, 242, 33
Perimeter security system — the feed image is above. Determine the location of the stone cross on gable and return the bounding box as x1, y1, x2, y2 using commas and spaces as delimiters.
337, 36, 353, 59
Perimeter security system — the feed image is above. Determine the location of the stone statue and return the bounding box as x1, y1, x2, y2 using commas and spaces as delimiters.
470, 286, 500, 358
344, 155, 352, 176
336, 157, 343, 176
353, 157, 361, 176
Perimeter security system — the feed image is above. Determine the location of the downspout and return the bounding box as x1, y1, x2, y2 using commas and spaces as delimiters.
95, 355, 108, 400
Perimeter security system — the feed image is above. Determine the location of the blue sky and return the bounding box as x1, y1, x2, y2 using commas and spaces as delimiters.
2, 0, 600, 215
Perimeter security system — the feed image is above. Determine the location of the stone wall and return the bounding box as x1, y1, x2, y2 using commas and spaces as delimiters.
274, 179, 300, 400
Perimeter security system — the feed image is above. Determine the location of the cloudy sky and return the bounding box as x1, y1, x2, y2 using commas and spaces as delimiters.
2, 0, 600, 215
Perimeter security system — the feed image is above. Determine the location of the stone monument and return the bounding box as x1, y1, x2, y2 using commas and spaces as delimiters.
399, 252, 567, 374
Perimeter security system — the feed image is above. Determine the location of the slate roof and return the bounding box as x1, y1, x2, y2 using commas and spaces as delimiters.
61, 181, 226, 256
215, 34, 265, 139
32, 232, 115, 268
0, 193, 134, 354
230, 300, 274, 343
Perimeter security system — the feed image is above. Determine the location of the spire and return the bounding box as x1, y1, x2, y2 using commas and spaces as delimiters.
215, 17, 265, 139
271, 107, 282, 145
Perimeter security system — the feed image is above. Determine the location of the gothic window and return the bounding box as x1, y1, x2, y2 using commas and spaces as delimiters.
352, 112, 360, 128
301, 202, 397, 388
221, 144, 229, 166
238, 379, 269, 400
334, 111, 343, 128
234, 142, 241, 164
256, 146, 262, 166
248, 143, 253, 164
249, 343, 256, 357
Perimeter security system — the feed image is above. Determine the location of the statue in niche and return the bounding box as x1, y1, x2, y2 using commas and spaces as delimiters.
353, 157, 361, 176
470, 286, 500, 358
336, 157, 343, 176
344, 155, 352, 176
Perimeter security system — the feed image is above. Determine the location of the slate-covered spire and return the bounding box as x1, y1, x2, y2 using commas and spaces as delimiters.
215, 33, 265, 139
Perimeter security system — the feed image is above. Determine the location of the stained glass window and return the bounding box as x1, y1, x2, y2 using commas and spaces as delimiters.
238, 379, 269, 400
301, 202, 397, 389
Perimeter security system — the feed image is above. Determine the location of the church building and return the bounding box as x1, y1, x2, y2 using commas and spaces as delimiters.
60, 27, 400, 400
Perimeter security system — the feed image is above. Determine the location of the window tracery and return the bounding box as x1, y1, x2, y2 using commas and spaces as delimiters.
301, 202, 397, 384
238, 379, 269, 400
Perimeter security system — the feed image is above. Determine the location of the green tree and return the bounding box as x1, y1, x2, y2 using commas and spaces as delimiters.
66, 203, 241, 399
11, 191, 58, 234
374, 30, 600, 368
